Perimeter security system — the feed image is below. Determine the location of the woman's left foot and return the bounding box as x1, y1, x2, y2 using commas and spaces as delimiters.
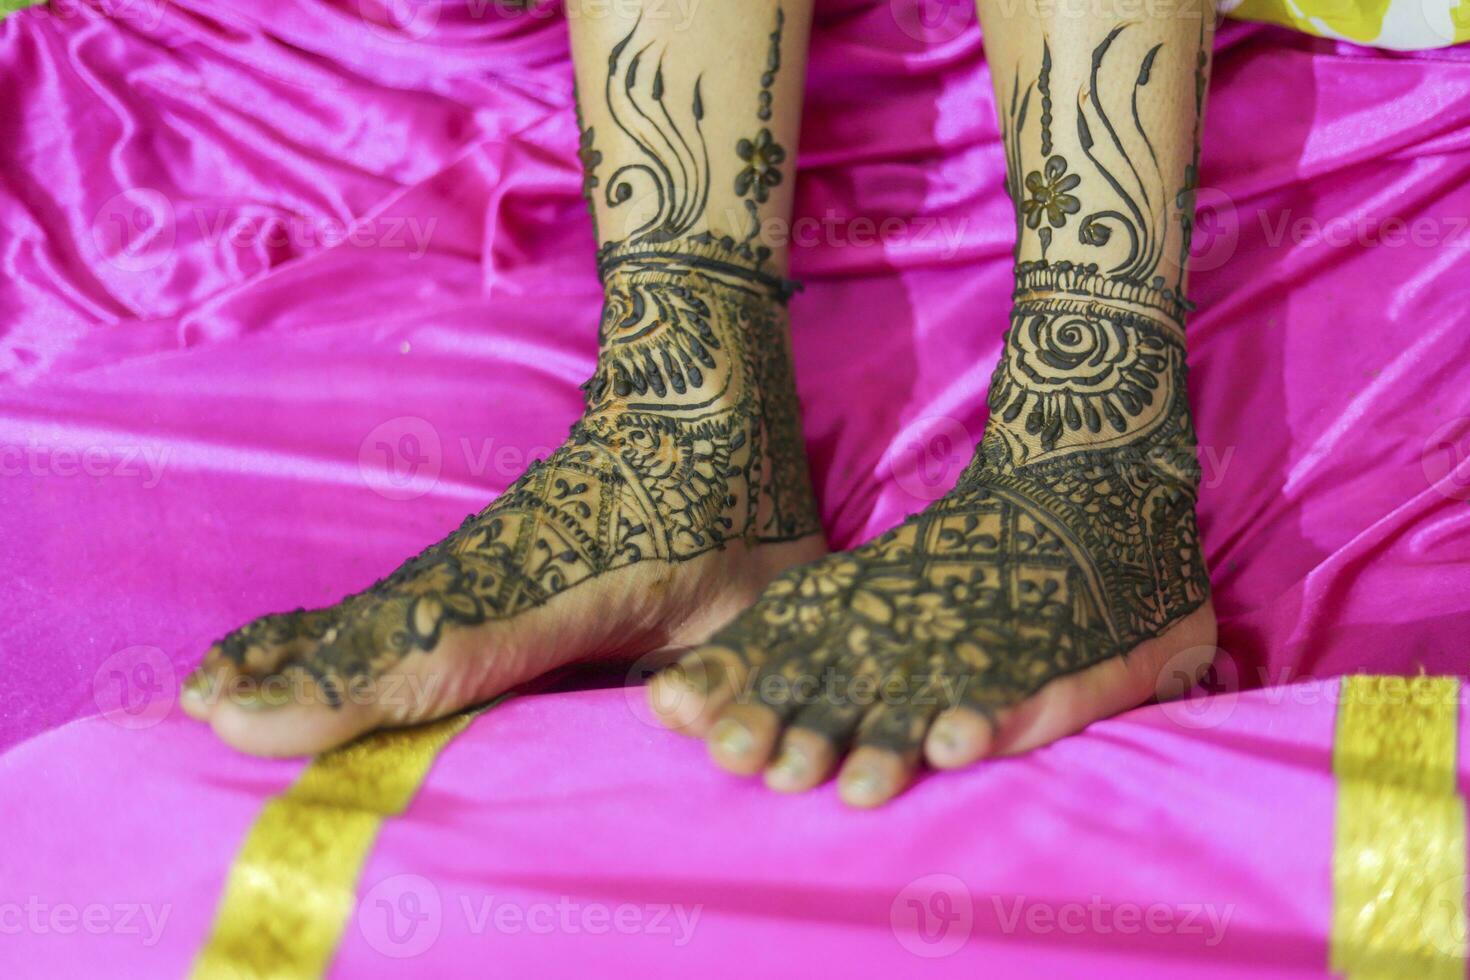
652, 263, 1217, 807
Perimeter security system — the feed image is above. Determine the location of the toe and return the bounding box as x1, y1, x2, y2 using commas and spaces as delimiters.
838, 745, 919, 809
763, 684, 871, 792
764, 727, 839, 793
835, 658, 959, 809
181, 644, 232, 721
649, 645, 746, 736
837, 696, 938, 808
202, 605, 393, 757
207, 664, 383, 758
707, 701, 784, 776
923, 707, 993, 769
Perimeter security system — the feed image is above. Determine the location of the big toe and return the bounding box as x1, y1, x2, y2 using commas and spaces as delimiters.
190, 607, 390, 757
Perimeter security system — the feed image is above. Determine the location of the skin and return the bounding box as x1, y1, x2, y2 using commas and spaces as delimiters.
182, 0, 827, 756
649, 0, 1222, 807
187, 0, 1224, 807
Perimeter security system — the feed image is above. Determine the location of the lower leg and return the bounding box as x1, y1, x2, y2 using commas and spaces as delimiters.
183, 0, 823, 756
654, 0, 1219, 806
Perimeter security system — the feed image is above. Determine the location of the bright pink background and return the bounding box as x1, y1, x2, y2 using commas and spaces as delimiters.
2, 0, 1469, 974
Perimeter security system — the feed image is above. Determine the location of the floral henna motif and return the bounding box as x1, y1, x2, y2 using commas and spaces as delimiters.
697, 27, 1211, 744
211, 9, 818, 703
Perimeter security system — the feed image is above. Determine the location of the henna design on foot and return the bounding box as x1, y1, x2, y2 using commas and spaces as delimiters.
663, 23, 1216, 803
198, 8, 820, 714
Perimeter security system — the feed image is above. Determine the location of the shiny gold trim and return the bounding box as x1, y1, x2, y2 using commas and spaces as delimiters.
191, 713, 477, 979
1331, 675, 1466, 979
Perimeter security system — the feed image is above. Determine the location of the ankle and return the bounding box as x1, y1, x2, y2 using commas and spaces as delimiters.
979, 258, 1199, 473
584, 237, 797, 415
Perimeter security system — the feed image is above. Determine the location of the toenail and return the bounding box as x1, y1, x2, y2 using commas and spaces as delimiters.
841, 766, 879, 799
711, 718, 754, 757
771, 745, 808, 779
931, 721, 961, 752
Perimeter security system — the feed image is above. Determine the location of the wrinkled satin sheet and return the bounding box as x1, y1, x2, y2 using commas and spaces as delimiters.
2, 0, 1469, 975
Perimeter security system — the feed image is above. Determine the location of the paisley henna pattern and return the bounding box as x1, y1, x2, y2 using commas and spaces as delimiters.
209, 9, 818, 704
692, 26, 1211, 748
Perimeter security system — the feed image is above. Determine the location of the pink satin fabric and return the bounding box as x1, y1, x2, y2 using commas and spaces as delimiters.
1, 0, 1469, 973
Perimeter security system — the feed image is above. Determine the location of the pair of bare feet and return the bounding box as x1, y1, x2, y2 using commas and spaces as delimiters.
181, 4, 1221, 809
181, 240, 1216, 809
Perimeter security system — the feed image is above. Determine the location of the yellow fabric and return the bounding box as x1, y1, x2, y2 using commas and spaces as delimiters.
1331, 675, 1467, 979
191, 713, 477, 980
1225, 0, 1470, 49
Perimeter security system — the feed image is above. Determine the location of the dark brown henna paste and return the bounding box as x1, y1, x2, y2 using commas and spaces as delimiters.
215, 9, 818, 704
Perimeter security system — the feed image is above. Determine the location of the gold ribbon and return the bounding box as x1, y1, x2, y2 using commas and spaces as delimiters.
191, 713, 477, 979
1331, 675, 1467, 978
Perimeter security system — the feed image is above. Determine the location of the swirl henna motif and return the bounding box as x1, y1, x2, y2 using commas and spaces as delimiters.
210, 9, 818, 704
688, 27, 1211, 748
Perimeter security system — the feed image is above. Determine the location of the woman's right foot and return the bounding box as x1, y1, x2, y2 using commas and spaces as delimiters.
183, 1, 827, 756
182, 235, 824, 756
